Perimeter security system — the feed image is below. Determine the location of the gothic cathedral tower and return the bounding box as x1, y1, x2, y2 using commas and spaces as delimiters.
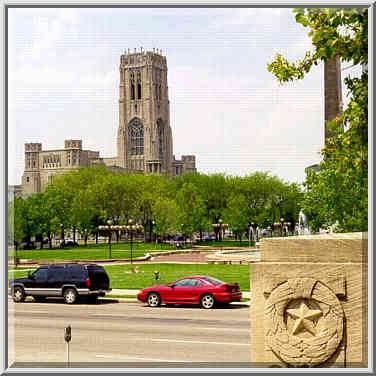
117, 49, 174, 174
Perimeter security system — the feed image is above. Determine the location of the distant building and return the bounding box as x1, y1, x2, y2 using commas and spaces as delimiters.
20, 49, 196, 197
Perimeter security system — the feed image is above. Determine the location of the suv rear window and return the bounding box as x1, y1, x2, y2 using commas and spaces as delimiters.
68, 264, 85, 279
87, 265, 106, 273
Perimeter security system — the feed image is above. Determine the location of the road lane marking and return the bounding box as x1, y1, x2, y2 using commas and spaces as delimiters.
151, 339, 250, 346
96, 354, 185, 362
90, 315, 248, 332
198, 327, 246, 332
91, 314, 127, 317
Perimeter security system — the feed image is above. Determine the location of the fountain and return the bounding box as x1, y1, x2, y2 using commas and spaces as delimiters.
298, 210, 312, 235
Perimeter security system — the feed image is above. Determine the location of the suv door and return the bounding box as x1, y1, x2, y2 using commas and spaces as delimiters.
47, 265, 67, 296
23, 267, 48, 294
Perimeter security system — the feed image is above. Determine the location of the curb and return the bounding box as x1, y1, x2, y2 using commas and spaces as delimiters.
104, 298, 250, 306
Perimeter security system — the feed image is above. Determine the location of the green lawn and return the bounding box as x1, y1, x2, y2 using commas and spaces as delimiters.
9, 241, 175, 261
104, 263, 250, 291
8, 263, 250, 292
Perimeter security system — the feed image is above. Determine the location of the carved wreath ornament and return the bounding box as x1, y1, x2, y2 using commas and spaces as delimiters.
265, 277, 344, 367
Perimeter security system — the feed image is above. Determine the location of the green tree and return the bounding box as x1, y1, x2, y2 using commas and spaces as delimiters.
26, 192, 60, 248
176, 182, 207, 240
152, 198, 178, 242
223, 193, 249, 242
268, 8, 368, 232
8, 197, 27, 250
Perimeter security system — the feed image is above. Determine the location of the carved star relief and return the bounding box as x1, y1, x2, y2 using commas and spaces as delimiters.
286, 301, 323, 336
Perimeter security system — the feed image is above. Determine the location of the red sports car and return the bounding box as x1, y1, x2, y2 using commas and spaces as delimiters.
137, 275, 242, 309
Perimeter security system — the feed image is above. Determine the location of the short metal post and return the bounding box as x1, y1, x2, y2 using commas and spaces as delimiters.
64, 325, 71, 368
67, 341, 70, 367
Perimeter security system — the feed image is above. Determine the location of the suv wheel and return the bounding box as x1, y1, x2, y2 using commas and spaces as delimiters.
12, 286, 26, 303
63, 288, 77, 304
147, 292, 161, 307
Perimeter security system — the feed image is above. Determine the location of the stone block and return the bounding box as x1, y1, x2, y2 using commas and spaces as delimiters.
250, 233, 367, 368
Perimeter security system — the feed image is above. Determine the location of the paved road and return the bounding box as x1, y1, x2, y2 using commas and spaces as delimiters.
8, 298, 251, 368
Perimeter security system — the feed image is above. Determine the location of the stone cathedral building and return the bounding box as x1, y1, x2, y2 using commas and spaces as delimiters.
21, 49, 196, 197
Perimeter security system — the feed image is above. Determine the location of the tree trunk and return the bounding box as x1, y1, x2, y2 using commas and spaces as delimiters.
149, 220, 152, 243
48, 233, 52, 249
84, 234, 88, 246
200, 229, 203, 242
73, 227, 76, 243
95, 232, 98, 244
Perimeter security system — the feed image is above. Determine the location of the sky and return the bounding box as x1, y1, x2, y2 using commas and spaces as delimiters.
7, 7, 361, 185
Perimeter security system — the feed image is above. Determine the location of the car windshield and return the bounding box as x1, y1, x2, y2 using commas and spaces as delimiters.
202, 276, 225, 285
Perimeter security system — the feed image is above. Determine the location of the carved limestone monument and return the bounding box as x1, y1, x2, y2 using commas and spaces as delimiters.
250, 232, 367, 368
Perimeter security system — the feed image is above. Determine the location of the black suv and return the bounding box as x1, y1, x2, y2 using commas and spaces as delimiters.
9, 263, 111, 304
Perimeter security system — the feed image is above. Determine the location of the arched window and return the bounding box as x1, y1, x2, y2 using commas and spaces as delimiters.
157, 119, 164, 160
130, 72, 135, 100
129, 118, 144, 155
137, 71, 142, 100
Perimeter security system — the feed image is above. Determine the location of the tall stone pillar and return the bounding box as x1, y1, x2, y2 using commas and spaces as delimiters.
324, 57, 343, 144
250, 233, 367, 368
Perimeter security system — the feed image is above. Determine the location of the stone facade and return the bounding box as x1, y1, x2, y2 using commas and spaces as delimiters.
250, 233, 367, 368
19, 49, 196, 197
21, 140, 103, 196
117, 49, 195, 175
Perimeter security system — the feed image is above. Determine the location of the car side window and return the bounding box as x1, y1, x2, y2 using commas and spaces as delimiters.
173, 279, 190, 287
33, 268, 48, 282
48, 266, 66, 281
174, 279, 202, 287
68, 265, 84, 279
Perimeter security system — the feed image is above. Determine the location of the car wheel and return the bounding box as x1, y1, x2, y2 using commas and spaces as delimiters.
33, 296, 46, 303
200, 293, 215, 309
147, 292, 161, 307
12, 286, 26, 303
63, 288, 77, 304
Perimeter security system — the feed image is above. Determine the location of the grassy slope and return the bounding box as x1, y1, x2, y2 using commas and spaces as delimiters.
9, 263, 250, 292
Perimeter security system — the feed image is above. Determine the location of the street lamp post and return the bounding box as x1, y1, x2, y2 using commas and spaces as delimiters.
249, 222, 255, 247
212, 219, 228, 243
99, 220, 118, 259
126, 219, 144, 264
152, 220, 156, 243
273, 222, 281, 237
280, 218, 284, 237
107, 220, 113, 258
